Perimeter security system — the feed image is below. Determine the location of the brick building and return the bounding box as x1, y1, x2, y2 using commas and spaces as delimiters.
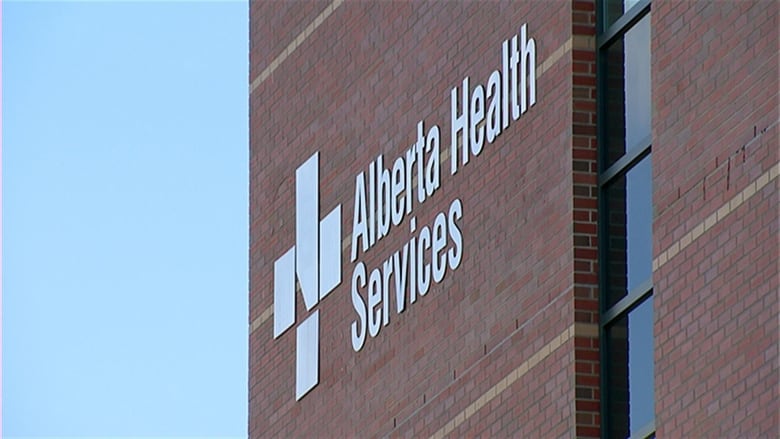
248, 0, 778, 437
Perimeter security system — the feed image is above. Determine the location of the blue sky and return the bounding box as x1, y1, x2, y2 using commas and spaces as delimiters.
3, 1, 248, 436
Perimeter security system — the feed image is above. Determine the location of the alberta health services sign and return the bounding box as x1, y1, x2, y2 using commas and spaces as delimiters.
273, 24, 539, 401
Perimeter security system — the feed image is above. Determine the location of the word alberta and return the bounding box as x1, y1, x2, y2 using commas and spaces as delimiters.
349, 24, 538, 352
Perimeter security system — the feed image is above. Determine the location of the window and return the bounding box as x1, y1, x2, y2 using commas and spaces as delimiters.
597, 0, 655, 438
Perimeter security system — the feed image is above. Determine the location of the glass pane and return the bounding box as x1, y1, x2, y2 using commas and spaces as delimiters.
606, 296, 655, 438
603, 13, 651, 168
604, 156, 652, 307
605, 0, 643, 30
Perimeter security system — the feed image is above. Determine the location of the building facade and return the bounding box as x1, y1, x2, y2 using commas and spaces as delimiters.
249, 1, 778, 437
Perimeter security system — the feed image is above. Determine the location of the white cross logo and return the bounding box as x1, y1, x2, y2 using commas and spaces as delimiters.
273, 152, 342, 400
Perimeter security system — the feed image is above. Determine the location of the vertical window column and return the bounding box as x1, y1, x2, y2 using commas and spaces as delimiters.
597, 1, 654, 438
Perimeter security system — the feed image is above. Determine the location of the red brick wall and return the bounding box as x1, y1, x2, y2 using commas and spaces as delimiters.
249, 0, 600, 436
571, 0, 600, 436
653, 0, 778, 436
